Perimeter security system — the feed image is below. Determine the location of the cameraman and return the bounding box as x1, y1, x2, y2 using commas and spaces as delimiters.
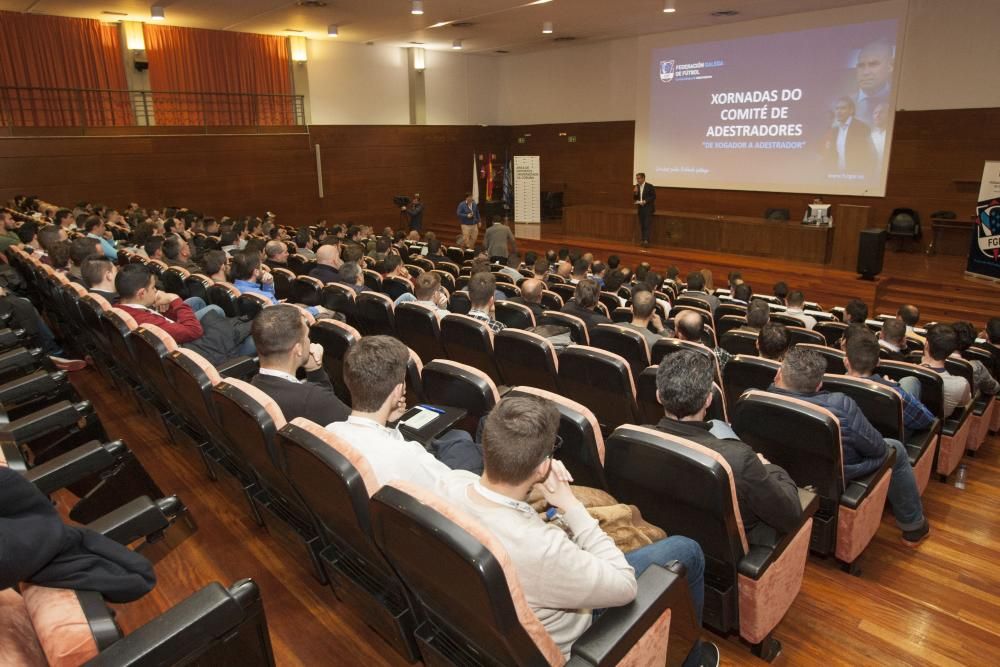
402, 193, 424, 232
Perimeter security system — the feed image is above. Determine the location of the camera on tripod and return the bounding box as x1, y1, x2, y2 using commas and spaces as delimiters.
393, 195, 412, 207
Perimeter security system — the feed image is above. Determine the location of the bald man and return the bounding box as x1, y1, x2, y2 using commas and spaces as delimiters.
510, 277, 546, 320
854, 40, 894, 125
308, 243, 343, 283
675, 309, 732, 370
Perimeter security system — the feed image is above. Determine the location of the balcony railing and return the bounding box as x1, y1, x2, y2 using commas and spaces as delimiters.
0, 86, 306, 129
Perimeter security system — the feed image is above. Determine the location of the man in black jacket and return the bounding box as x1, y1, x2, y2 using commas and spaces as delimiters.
250, 304, 349, 425
510, 277, 546, 321
652, 350, 802, 545
560, 278, 610, 333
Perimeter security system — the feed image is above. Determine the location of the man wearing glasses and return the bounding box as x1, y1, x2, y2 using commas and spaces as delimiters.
437, 395, 719, 667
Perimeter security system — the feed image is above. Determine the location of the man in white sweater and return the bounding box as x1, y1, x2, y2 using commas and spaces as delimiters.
436, 395, 717, 666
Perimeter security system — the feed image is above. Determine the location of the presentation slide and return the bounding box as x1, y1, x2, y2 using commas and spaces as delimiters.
645, 19, 899, 197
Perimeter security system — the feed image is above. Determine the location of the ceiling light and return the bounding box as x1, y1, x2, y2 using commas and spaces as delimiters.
663, 0, 676, 13
411, 0, 424, 15
452, 39, 462, 50
542, 21, 553, 34
150, 5, 165, 20
529, 0, 553, 5
429, 21, 450, 28
327, 24, 338, 37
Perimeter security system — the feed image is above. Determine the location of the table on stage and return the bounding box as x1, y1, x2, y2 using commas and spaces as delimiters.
564, 205, 836, 265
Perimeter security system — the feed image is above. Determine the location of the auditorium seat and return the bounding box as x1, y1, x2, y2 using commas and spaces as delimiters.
183, 273, 213, 303
720, 329, 759, 356
309, 319, 361, 405
877, 359, 968, 482
670, 304, 714, 330
354, 291, 395, 336
636, 366, 729, 426
439, 313, 503, 385
494, 301, 535, 330
431, 269, 456, 293
599, 290, 623, 313
494, 281, 521, 299
589, 323, 650, 378
494, 329, 560, 393
611, 306, 633, 323
292, 275, 324, 307
722, 355, 780, 411
603, 425, 817, 660
447, 290, 471, 314
769, 312, 810, 328
101, 308, 149, 413
319, 282, 356, 319
271, 267, 296, 301
506, 386, 608, 490
129, 324, 181, 425
716, 304, 748, 320
540, 310, 589, 345
539, 289, 564, 311
650, 339, 722, 385
557, 345, 639, 434
384, 276, 414, 299
491, 271, 515, 285
391, 303, 442, 364
785, 326, 827, 347
421, 359, 499, 428
961, 346, 999, 441
206, 281, 241, 317
363, 269, 383, 292
796, 343, 847, 374
815, 321, 848, 346
276, 418, 421, 662
78, 293, 120, 387
161, 266, 190, 298
549, 283, 577, 303
732, 391, 892, 572
370, 480, 698, 667
942, 356, 991, 453
410, 256, 434, 272
146, 258, 167, 276
663, 318, 718, 348
821, 374, 940, 496
211, 377, 325, 582
675, 295, 714, 314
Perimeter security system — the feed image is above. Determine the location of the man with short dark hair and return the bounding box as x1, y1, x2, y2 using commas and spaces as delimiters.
569, 258, 589, 285
81, 257, 118, 303
467, 272, 505, 333
844, 298, 869, 324
84, 217, 117, 260
484, 219, 516, 263
784, 290, 817, 330
498, 253, 522, 282
395, 271, 448, 316
436, 394, 717, 667
250, 305, 349, 425
381, 255, 413, 300
878, 317, 908, 360
920, 324, 971, 417
163, 236, 200, 272
653, 351, 802, 545
676, 309, 731, 368
620, 290, 669, 348
771, 347, 929, 546
0, 211, 19, 252
144, 235, 165, 261
730, 283, 752, 305
952, 321, 999, 396
68, 237, 101, 283
561, 278, 610, 333
54, 208, 75, 232
683, 271, 720, 314
756, 322, 790, 361
424, 238, 448, 264
772, 281, 788, 306
115, 264, 205, 344
739, 300, 770, 334
200, 250, 228, 282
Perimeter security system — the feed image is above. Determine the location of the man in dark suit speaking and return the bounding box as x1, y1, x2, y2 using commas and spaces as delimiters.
633, 172, 656, 247
824, 97, 876, 176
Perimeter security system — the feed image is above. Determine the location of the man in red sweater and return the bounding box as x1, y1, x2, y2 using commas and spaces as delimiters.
115, 264, 204, 343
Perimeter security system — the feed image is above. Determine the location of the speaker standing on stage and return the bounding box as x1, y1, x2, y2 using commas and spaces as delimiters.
633, 172, 656, 247
456, 193, 481, 247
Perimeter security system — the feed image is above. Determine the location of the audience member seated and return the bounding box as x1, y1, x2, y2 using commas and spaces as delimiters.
498, 253, 523, 282
435, 394, 718, 667
144, 234, 165, 261
737, 300, 770, 334
467, 272, 506, 333
250, 304, 349, 425
395, 271, 449, 317
232, 250, 328, 318
729, 283, 752, 306
590, 261, 607, 289
0, 209, 19, 252
843, 332, 935, 436
84, 215, 118, 260
620, 290, 670, 348
381, 255, 413, 300
683, 271, 720, 315
308, 243, 342, 283
769, 347, 930, 546
81, 256, 119, 303
652, 351, 802, 545
48, 239, 72, 273
68, 236, 101, 283
568, 259, 589, 285
784, 290, 817, 330
263, 240, 289, 270
952, 321, 999, 396
560, 278, 611, 333
200, 249, 229, 282
756, 322, 790, 361
676, 309, 731, 369
509, 277, 546, 321
333, 261, 367, 295
325, 335, 480, 485
920, 324, 972, 417
294, 228, 316, 260
772, 281, 788, 306
15, 221, 41, 255
878, 317, 908, 360
424, 238, 449, 264
163, 236, 201, 272
844, 298, 869, 324
898, 304, 925, 342
0, 284, 86, 370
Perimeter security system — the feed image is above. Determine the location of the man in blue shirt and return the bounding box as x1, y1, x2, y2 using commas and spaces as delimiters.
84, 217, 117, 261
456, 193, 480, 248
230, 250, 330, 319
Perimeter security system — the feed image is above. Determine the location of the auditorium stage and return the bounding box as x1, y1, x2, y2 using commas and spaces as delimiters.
425, 218, 1000, 328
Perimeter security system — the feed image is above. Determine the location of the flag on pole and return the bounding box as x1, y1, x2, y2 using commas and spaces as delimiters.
502, 154, 513, 211
471, 153, 479, 203
486, 159, 495, 201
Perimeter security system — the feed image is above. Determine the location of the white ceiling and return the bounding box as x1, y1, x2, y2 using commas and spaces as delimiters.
2, 0, 885, 54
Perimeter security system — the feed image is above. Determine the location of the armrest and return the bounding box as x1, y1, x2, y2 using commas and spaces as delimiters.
85, 495, 176, 546
217, 355, 259, 380
23, 440, 126, 496
943, 398, 973, 434
0, 346, 42, 373
840, 449, 894, 509
83, 580, 261, 667
0, 327, 26, 350
569, 564, 689, 667
0, 369, 68, 405
738, 487, 819, 579
0, 400, 92, 443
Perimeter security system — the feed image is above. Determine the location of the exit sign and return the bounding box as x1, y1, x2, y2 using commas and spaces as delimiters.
568, 136, 577, 143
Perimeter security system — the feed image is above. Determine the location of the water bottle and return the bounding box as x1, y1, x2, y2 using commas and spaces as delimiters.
954, 464, 967, 490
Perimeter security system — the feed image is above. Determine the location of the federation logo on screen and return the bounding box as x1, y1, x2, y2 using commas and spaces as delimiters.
658, 60, 675, 83
976, 200, 1000, 261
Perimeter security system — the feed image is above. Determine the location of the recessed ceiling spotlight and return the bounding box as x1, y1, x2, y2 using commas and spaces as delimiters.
452, 39, 463, 50
542, 21, 553, 34
150, 5, 165, 20
327, 24, 338, 37
411, 0, 424, 16
663, 0, 676, 13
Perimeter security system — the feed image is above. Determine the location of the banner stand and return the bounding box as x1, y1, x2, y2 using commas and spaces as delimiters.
965, 161, 1000, 282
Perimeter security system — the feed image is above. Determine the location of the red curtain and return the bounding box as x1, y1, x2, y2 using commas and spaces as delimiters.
143, 24, 294, 126
0, 11, 131, 127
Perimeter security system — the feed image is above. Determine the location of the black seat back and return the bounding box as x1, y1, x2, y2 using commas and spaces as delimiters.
815, 321, 848, 346
721, 355, 780, 409
539, 310, 588, 345
786, 326, 826, 347
292, 276, 323, 307
184, 274, 212, 303
876, 360, 945, 418
309, 319, 361, 405
494, 301, 535, 330
207, 282, 240, 317
161, 267, 189, 297
821, 374, 903, 439
394, 302, 445, 364
447, 291, 471, 315
797, 343, 847, 375
589, 323, 650, 379
557, 345, 638, 434
440, 314, 502, 385
421, 359, 499, 423
494, 329, 560, 393
272, 267, 296, 301
354, 292, 395, 336
719, 329, 758, 356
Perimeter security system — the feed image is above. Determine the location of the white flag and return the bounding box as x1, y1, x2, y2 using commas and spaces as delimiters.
471, 153, 479, 204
